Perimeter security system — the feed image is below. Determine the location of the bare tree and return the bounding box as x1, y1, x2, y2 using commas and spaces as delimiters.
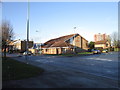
110, 32, 118, 48
1, 20, 14, 58
107, 35, 111, 45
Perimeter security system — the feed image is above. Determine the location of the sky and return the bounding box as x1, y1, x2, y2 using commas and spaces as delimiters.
2, 2, 118, 43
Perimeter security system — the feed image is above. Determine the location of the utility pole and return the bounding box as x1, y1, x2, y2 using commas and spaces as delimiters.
26, 0, 30, 64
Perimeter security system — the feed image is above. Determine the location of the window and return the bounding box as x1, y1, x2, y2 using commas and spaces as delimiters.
70, 38, 73, 44
45, 49, 48, 52
106, 44, 108, 47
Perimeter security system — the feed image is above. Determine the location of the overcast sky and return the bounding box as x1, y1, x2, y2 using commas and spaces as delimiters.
2, 2, 118, 43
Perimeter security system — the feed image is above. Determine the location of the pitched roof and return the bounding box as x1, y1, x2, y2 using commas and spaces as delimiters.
95, 40, 108, 44
42, 34, 77, 48
51, 41, 74, 47
42, 33, 87, 48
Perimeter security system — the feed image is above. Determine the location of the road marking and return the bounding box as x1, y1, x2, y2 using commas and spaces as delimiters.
86, 58, 113, 61
35, 59, 55, 63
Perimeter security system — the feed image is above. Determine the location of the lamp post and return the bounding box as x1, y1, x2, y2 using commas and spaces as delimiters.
26, 0, 30, 64
36, 30, 41, 55
73, 27, 76, 54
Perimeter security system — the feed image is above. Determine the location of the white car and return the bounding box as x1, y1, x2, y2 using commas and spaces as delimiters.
23, 51, 32, 55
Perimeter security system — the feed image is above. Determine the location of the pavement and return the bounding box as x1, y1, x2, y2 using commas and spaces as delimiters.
3, 52, 119, 88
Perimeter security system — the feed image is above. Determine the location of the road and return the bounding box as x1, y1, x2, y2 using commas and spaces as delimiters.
3, 52, 119, 88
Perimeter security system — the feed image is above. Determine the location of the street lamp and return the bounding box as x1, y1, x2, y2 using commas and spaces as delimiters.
36, 30, 42, 55
73, 27, 76, 54
26, 0, 30, 64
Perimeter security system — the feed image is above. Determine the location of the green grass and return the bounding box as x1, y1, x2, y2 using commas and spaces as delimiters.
45, 54, 76, 56
59, 54, 76, 56
2, 57, 44, 81
44, 54, 60, 56
78, 52, 93, 55
44, 52, 93, 56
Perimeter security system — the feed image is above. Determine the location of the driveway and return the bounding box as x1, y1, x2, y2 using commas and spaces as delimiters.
3, 52, 119, 88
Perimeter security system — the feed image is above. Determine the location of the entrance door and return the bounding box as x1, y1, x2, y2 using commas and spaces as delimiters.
56, 49, 59, 54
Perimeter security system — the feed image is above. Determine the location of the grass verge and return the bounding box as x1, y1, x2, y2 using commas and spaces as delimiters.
44, 52, 93, 57
2, 57, 44, 81
78, 52, 93, 54
45, 54, 76, 56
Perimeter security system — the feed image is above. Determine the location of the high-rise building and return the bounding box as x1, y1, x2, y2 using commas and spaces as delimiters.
94, 33, 110, 42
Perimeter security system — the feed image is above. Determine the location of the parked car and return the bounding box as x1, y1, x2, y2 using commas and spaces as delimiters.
23, 51, 33, 55
102, 49, 108, 53
92, 50, 101, 54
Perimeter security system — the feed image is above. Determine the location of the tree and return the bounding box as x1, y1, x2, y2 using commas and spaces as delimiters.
1, 20, 14, 58
88, 41, 95, 49
110, 32, 118, 48
107, 35, 112, 46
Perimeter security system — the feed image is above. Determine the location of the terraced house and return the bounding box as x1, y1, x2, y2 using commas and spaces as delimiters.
41, 33, 88, 54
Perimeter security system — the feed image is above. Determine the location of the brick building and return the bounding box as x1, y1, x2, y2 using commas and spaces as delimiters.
12, 40, 34, 52
94, 33, 110, 42
94, 33, 111, 49
41, 33, 88, 54
95, 40, 111, 49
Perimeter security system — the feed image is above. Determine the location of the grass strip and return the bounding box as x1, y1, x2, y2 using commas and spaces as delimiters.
2, 57, 44, 81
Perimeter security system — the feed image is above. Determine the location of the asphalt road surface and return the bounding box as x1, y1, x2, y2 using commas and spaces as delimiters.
4, 52, 119, 88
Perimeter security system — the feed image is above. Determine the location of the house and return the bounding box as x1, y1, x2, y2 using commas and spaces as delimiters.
95, 40, 111, 49
41, 33, 88, 54
3, 40, 18, 53
12, 40, 34, 52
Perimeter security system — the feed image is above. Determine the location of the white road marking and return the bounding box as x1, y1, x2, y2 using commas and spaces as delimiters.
86, 58, 113, 61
